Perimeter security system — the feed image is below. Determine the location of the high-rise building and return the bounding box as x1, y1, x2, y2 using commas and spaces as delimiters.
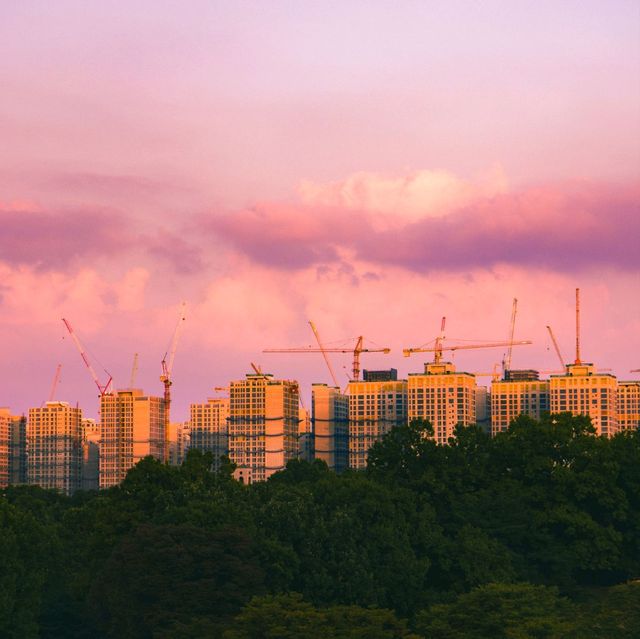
9, 414, 27, 485
27, 402, 82, 495
408, 362, 476, 445
617, 381, 640, 432
475, 386, 491, 434
0, 407, 11, 488
490, 370, 550, 435
0, 409, 26, 488
168, 421, 191, 466
298, 406, 313, 463
228, 373, 299, 482
312, 384, 349, 472
99, 389, 166, 488
189, 398, 229, 469
549, 364, 618, 436
81, 418, 100, 491
347, 374, 407, 469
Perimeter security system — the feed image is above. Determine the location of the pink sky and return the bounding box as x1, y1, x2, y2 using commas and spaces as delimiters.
1, 1, 639, 420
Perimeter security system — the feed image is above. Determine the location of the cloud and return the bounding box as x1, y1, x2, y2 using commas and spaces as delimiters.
299, 165, 508, 223
204, 175, 640, 274
0, 204, 131, 270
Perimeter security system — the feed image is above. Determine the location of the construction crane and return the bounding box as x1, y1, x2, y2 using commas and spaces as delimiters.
264, 336, 390, 381
404, 339, 533, 360
503, 298, 518, 375
129, 353, 139, 388
62, 318, 112, 396
546, 325, 566, 370
575, 288, 582, 365
160, 303, 187, 463
308, 320, 340, 387
46, 364, 62, 403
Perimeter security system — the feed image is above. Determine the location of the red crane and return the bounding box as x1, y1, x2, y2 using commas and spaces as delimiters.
62, 318, 112, 396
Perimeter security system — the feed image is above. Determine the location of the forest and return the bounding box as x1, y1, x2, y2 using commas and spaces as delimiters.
1, 413, 639, 638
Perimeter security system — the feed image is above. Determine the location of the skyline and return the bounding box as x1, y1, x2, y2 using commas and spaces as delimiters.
1, 1, 639, 421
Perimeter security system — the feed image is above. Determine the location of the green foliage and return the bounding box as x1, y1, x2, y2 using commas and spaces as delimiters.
415, 582, 578, 638
1, 413, 639, 637
222, 593, 419, 639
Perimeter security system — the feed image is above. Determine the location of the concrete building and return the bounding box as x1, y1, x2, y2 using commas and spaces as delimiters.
27, 402, 82, 495
9, 414, 27, 486
490, 370, 550, 435
347, 373, 407, 469
0, 408, 11, 488
298, 406, 313, 463
549, 364, 618, 437
81, 418, 100, 491
617, 381, 640, 432
312, 384, 349, 472
408, 362, 476, 445
168, 421, 191, 466
475, 386, 491, 434
189, 398, 229, 469
99, 389, 166, 488
228, 373, 299, 482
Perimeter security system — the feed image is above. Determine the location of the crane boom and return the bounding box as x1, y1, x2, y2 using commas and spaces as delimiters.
308, 320, 340, 387
404, 339, 532, 357
48, 364, 62, 402
129, 353, 139, 388
504, 298, 518, 373
546, 325, 565, 370
62, 318, 112, 395
264, 336, 390, 381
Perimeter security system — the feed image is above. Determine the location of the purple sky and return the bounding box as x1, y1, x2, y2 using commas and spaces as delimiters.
1, 1, 639, 420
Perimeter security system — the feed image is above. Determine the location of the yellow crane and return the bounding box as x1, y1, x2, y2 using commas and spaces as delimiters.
264, 336, 390, 381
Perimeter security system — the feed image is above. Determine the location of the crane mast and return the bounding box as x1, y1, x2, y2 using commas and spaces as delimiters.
160, 303, 187, 463
575, 287, 582, 365
129, 353, 139, 388
62, 318, 112, 395
503, 298, 518, 375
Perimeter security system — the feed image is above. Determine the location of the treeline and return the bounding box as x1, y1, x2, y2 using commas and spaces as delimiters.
1, 413, 639, 638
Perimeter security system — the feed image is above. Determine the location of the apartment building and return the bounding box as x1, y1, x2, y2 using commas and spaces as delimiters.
549, 364, 618, 436
617, 381, 640, 432
408, 362, 476, 445
27, 402, 82, 495
189, 397, 229, 469
228, 374, 299, 482
348, 370, 407, 469
312, 384, 349, 472
490, 370, 550, 435
99, 389, 166, 488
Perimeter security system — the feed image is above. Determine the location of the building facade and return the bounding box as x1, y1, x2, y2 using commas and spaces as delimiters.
408, 362, 476, 445
347, 374, 407, 469
81, 418, 100, 491
27, 402, 82, 495
312, 384, 349, 472
189, 398, 229, 469
0, 408, 11, 488
490, 371, 550, 435
228, 374, 299, 482
549, 364, 618, 436
617, 381, 640, 432
99, 389, 166, 488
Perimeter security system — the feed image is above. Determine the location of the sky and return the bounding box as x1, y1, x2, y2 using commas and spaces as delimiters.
1, 0, 639, 420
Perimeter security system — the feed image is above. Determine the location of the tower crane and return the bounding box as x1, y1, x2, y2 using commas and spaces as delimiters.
308, 320, 340, 388
575, 288, 582, 365
546, 325, 566, 370
62, 318, 112, 395
264, 336, 390, 382
129, 353, 139, 388
160, 303, 187, 463
403, 339, 532, 360
48, 364, 62, 402
503, 298, 518, 375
